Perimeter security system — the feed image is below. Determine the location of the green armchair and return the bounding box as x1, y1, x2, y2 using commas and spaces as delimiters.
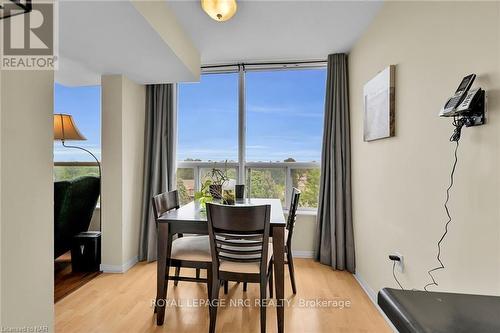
54, 176, 100, 259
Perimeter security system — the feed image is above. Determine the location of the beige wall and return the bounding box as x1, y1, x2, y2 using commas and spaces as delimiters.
349, 1, 500, 296
122, 77, 146, 263
290, 214, 316, 256
1, 70, 54, 329
101, 75, 124, 268
132, 0, 200, 80
101, 75, 145, 271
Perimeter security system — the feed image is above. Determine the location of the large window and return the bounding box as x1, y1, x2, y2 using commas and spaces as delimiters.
54, 83, 101, 181
177, 73, 238, 162
246, 70, 324, 163
177, 65, 326, 209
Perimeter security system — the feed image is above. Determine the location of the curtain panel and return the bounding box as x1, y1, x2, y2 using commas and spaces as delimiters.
314, 53, 355, 273
139, 84, 177, 262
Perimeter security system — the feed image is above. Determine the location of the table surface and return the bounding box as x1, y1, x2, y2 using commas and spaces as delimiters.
158, 198, 286, 226
378, 288, 500, 333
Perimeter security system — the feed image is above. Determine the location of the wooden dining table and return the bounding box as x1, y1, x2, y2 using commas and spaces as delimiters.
156, 198, 286, 333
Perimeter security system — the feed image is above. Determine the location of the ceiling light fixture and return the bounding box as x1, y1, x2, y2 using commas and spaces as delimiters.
201, 0, 237, 22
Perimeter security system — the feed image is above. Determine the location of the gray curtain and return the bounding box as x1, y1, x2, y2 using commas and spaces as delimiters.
314, 53, 355, 273
139, 84, 177, 262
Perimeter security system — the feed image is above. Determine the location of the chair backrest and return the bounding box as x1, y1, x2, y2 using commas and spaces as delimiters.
286, 188, 301, 246
206, 203, 271, 276
151, 190, 179, 221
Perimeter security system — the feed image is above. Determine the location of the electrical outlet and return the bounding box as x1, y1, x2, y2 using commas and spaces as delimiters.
390, 252, 404, 273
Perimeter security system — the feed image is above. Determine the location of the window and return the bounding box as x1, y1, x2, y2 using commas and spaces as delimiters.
54, 83, 101, 181
176, 65, 325, 209
247, 168, 286, 204
246, 70, 325, 163
177, 73, 238, 162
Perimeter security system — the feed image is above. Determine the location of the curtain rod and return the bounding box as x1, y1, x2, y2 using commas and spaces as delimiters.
201, 60, 327, 69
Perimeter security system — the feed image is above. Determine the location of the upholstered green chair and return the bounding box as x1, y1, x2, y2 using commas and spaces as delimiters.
54, 176, 100, 259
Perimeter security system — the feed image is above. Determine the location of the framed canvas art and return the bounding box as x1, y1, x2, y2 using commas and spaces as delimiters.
363, 65, 395, 141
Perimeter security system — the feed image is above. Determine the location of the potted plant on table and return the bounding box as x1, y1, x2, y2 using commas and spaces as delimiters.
194, 162, 230, 209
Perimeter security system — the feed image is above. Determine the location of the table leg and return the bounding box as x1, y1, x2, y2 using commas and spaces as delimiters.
156, 223, 170, 325
272, 226, 285, 333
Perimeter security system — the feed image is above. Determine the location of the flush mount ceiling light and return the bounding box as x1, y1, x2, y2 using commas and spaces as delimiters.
0, 0, 32, 20
201, 0, 237, 22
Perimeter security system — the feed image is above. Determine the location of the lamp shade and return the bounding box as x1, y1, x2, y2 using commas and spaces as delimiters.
201, 0, 237, 22
53, 114, 86, 141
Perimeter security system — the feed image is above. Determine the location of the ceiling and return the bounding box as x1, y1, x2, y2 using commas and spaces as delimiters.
56, 0, 383, 86
168, 0, 383, 65
57, 1, 199, 85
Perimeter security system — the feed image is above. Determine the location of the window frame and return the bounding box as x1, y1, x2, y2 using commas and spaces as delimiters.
176, 61, 326, 211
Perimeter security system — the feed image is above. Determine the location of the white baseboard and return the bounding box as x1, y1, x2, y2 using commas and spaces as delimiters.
100, 255, 138, 273
354, 273, 399, 333
292, 250, 314, 258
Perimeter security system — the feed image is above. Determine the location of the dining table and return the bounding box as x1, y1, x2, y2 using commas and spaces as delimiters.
155, 198, 287, 333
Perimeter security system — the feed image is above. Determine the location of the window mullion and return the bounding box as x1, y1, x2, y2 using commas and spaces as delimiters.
238, 66, 246, 185
194, 166, 200, 192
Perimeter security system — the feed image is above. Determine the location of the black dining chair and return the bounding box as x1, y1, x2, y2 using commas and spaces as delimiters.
206, 203, 273, 333
152, 190, 201, 285
284, 188, 301, 294
240, 188, 301, 295
152, 190, 214, 328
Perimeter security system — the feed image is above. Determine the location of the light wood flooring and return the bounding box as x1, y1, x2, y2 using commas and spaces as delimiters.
54, 252, 101, 303
55, 258, 391, 333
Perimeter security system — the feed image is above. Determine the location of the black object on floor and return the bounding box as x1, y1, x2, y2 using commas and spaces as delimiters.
378, 288, 500, 333
71, 231, 101, 272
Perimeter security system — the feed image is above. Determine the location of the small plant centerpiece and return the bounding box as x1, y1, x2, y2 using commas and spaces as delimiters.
194, 162, 230, 209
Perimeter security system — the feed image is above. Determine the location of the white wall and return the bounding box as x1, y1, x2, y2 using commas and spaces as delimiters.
101, 75, 145, 272
349, 1, 500, 296
0, 70, 54, 330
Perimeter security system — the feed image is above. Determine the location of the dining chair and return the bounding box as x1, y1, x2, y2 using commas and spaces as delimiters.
206, 203, 273, 333
240, 188, 301, 295
284, 188, 301, 294
152, 191, 213, 326
152, 190, 201, 285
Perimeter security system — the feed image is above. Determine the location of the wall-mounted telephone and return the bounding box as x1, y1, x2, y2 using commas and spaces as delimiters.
440, 74, 485, 127
440, 74, 476, 117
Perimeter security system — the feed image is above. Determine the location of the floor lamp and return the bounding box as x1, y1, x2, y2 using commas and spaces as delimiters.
53, 113, 102, 232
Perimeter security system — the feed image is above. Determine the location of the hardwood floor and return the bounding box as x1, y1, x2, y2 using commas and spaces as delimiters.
54, 252, 101, 303
55, 259, 391, 333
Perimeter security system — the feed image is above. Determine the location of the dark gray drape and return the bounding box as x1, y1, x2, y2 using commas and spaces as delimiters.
314, 53, 355, 273
139, 84, 176, 262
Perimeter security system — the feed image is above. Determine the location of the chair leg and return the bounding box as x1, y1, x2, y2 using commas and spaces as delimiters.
287, 247, 297, 294
260, 278, 267, 333
224, 280, 228, 294
209, 277, 220, 333
174, 266, 180, 286
207, 265, 213, 332
196, 268, 200, 279
243, 282, 247, 292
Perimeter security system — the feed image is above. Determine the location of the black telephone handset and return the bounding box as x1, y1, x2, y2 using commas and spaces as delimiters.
440, 74, 476, 117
